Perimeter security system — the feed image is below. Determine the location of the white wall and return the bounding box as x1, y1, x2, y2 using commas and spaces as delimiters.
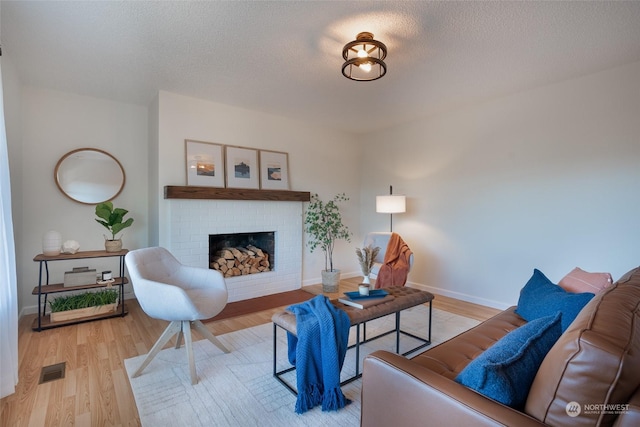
360, 61, 640, 309
148, 95, 160, 246
14, 88, 149, 315
9, 62, 638, 314
153, 91, 362, 285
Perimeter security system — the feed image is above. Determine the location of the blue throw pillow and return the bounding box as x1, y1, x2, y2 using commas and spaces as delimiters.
515, 269, 594, 331
455, 312, 562, 409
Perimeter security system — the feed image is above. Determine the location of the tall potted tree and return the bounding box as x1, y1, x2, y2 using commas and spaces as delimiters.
304, 193, 352, 292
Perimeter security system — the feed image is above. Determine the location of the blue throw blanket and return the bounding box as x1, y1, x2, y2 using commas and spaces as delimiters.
287, 295, 351, 413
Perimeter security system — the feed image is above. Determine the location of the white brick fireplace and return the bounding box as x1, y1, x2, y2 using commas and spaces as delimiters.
167, 199, 303, 302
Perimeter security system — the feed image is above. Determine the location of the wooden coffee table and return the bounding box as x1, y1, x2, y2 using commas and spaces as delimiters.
272, 287, 434, 395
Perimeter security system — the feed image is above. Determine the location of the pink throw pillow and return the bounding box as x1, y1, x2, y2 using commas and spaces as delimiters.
558, 267, 613, 294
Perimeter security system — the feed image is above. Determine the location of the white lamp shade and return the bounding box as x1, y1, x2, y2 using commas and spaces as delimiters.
376, 195, 406, 214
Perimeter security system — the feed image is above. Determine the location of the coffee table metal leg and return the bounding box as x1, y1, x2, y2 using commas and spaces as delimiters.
272, 323, 277, 377
395, 312, 401, 353
273, 323, 298, 396
398, 302, 432, 357
355, 323, 361, 377
428, 299, 432, 341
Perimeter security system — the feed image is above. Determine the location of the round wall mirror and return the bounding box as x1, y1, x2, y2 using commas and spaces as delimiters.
54, 148, 126, 204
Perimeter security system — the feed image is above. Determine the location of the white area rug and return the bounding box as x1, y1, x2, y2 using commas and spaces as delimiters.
125, 305, 480, 426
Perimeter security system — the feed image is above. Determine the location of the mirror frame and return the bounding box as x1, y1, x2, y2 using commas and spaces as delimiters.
54, 148, 126, 205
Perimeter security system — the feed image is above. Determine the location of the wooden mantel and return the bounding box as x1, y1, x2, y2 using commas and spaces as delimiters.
164, 186, 310, 202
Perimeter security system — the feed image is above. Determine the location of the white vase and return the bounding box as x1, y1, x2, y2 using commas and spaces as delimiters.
42, 231, 62, 256
362, 275, 371, 285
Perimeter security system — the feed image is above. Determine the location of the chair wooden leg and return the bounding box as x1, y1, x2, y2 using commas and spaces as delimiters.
175, 329, 184, 349
183, 321, 197, 385
133, 321, 181, 378
193, 320, 230, 353
132, 319, 228, 385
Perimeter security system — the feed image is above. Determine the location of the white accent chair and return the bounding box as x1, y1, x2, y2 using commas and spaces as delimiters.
125, 247, 230, 385
363, 232, 414, 278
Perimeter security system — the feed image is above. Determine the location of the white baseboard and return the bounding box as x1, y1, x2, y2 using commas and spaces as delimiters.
302, 270, 362, 287
406, 281, 511, 310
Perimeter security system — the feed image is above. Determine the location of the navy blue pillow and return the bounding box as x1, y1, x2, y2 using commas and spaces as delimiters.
515, 269, 594, 331
455, 312, 562, 409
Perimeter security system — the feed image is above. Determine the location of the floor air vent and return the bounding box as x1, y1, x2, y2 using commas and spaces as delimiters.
39, 362, 66, 384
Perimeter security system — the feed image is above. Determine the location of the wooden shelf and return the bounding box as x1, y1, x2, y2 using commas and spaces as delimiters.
32, 250, 128, 331
31, 304, 129, 330
164, 186, 310, 202
34, 249, 128, 262
32, 277, 128, 295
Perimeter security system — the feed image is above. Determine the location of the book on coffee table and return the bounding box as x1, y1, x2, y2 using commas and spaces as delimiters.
338, 294, 395, 309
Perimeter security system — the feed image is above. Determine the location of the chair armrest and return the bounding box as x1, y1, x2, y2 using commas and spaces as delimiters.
361, 351, 546, 427
175, 264, 227, 291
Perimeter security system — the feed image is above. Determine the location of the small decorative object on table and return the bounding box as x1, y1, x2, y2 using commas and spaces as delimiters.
42, 230, 62, 256
98, 270, 115, 286
359, 283, 370, 296
95, 201, 134, 252
61, 240, 80, 254
355, 244, 380, 285
338, 289, 395, 309
63, 267, 97, 287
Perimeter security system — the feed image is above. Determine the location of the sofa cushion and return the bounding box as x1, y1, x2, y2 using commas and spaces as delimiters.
559, 267, 613, 294
525, 267, 640, 427
515, 269, 594, 331
410, 307, 526, 380
455, 312, 562, 409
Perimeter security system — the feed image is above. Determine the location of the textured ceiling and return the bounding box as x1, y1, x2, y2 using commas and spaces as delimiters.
2, 1, 640, 134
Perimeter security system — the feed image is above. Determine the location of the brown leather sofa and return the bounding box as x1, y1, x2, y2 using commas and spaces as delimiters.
361, 267, 640, 427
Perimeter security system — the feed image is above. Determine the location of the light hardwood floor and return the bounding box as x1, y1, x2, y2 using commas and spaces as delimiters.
0, 278, 500, 426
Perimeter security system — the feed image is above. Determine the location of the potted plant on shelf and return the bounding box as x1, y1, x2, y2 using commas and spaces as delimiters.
49, 289, 119, 322
304, 193, 351, 292
355, 244, 381, 285
95, 201, 134, 252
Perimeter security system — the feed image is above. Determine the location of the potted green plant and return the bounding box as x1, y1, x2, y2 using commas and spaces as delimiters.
95, 201, 134, 252
304, 193, 352, 292
49, 289, 119, 322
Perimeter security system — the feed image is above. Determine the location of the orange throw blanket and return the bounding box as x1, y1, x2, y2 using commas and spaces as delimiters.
374, 233, 413, 289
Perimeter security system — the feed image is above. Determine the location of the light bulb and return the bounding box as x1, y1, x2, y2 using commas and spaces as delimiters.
357, 49, 368, 58
359, 62, 372, 73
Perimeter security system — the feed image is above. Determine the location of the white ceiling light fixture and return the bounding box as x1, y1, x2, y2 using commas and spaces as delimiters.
342, 32, 387, 81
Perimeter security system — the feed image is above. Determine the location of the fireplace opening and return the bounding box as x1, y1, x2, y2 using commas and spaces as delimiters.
209, 232, 275, 278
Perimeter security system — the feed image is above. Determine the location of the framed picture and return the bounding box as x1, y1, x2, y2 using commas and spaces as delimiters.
225, 146, 259, 189
185, 140, 225, 187
259, 150, 290, 190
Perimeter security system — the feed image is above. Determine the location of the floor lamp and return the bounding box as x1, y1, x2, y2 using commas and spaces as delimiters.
376, 185, 406, 232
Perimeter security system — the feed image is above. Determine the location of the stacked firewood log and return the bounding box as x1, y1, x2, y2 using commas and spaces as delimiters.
210, 245, 271, 277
